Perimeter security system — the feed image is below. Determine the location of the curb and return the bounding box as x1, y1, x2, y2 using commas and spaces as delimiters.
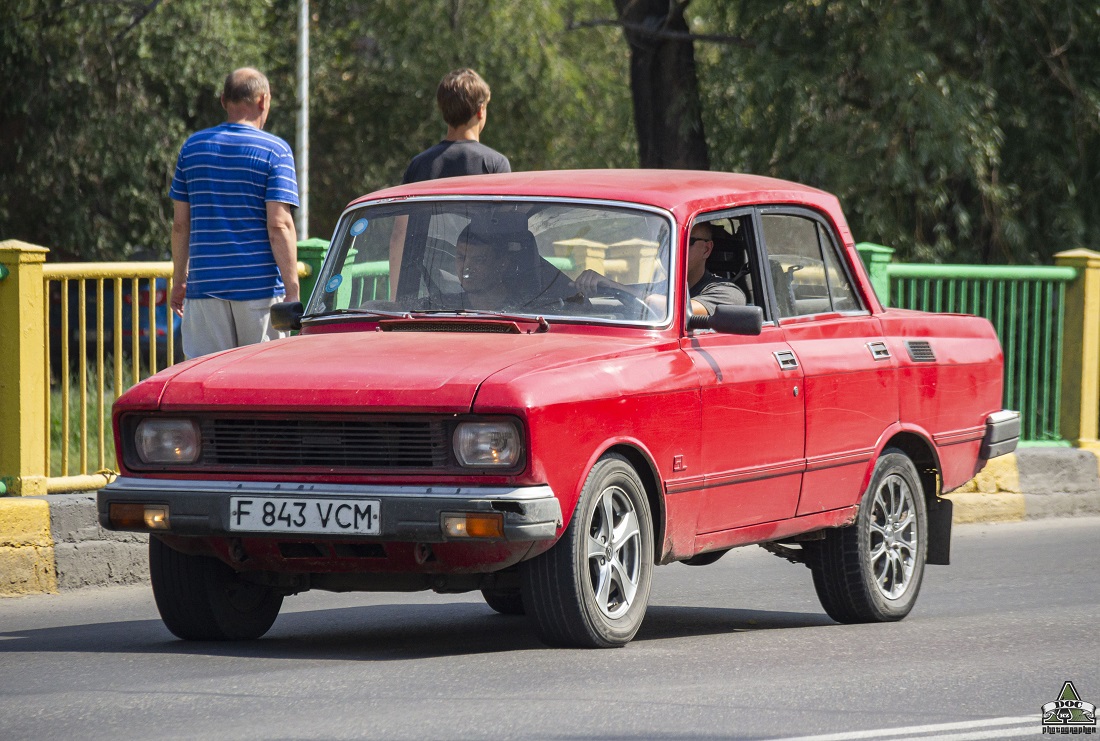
0, 497, 58, 596
0, 494, 146, 597
945, 448, 1100, 523
2, 448, 1099, 597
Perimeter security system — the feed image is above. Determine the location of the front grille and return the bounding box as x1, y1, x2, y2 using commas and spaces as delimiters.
201, 417, 450, 470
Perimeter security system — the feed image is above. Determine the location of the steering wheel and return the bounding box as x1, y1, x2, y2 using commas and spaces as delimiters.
600, 285, 661, 321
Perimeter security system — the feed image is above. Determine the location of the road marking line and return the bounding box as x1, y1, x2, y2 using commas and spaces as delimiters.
888, 727, 1037, 741
766, 716, 1037, 741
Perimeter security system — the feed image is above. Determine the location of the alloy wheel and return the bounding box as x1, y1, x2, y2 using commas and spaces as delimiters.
586, 485, 642, 619
868, 472, 918, 600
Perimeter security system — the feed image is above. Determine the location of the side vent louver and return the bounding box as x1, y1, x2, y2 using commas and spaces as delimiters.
906, 340, 936, 362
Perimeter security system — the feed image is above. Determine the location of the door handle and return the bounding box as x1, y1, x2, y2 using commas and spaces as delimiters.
773, 350, 799, 371
867, 340, 891, 361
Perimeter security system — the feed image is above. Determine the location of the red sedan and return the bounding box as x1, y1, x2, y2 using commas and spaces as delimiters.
99, 170, 1018, 647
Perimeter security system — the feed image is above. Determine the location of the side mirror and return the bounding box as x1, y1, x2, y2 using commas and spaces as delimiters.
687, 304, 763, 335
270, 301, 304, 332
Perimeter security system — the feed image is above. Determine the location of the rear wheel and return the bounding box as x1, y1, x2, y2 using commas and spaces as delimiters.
521, 453, 653, 647
810, 449, 927, 623
149, 536, 283, 640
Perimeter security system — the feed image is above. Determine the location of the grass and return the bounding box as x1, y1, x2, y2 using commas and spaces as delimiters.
49, 357, 148, 478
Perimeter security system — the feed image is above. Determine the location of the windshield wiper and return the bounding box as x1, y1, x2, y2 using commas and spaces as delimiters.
304, 308, 411, 320
407, 309, 550, 331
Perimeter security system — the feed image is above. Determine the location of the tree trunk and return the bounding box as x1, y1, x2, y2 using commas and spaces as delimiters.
614, 0, 709, 170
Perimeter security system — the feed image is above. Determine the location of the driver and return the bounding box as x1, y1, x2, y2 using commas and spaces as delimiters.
575, 222, 745, 316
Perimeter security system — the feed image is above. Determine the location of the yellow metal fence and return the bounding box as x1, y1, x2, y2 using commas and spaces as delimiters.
2, 237, 1100, 496
0, 240, 312, 495
45, 262, 177, 491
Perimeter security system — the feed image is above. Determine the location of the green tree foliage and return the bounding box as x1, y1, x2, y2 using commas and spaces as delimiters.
1, 0, 1096, 265
0, 0, 634, 255
305, 0, 635, 235
694, 0, 1100, 263
0, 0, 289, 260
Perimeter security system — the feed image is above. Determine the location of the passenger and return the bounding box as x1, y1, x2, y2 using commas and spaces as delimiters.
575, 223, 746, 316
454, 225, 528, 310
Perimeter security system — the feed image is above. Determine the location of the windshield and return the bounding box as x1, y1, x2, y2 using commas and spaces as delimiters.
307, 199, 674, 325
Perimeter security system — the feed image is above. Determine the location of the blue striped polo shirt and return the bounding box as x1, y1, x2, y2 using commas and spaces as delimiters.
169, 123, 299, 301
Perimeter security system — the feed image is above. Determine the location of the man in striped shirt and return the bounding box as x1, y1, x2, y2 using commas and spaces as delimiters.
169, 67, 299, 359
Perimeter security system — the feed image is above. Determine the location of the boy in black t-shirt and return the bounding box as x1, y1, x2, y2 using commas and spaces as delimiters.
390, 69, 512, 296
402, 68, 510, 184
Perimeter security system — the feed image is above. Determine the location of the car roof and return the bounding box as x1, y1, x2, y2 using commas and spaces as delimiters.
351, 169, 845, 225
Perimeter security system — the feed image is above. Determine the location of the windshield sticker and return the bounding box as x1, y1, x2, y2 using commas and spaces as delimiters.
324, 275, 343, 293
350, 218, 368, 236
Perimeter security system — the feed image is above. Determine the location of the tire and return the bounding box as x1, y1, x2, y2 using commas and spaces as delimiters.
520, 453, 654, 648
480, 587, 525, 615
810, 449, 928, 623
149, 536, 283, 641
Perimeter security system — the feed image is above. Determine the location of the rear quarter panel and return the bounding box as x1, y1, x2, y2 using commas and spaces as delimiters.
879, 310, 1005, 490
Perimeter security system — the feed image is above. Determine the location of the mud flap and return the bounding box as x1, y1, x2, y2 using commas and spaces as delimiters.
926, 496, 953, 565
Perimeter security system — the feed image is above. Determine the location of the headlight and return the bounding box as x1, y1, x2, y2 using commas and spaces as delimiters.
453, 421, 522, 468
135, 418, 201, 464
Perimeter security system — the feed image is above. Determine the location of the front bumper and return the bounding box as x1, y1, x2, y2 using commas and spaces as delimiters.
98, 477, 563, 543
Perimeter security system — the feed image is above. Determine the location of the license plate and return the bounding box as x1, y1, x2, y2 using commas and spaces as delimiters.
228, 496, 380, 535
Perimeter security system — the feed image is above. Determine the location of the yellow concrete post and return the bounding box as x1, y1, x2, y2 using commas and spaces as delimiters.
552, 238, 609, 274
0, 240, 49, 496
1054, 248, 1100, 450
0, 497, 58, 594
607, 239, 660, 284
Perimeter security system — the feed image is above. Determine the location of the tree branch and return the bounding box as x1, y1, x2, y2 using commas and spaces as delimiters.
114, 0, 165, 44
566, 16, 755, 49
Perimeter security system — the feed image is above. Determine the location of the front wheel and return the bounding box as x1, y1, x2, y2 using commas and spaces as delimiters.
480, 587, 525, 615
520, 453, 654, 647
809, 449, 928, 623
149, 536, 283, 640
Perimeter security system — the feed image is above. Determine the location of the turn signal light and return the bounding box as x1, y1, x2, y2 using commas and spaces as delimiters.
109, 503, 171, 531
442, 513, 504, 539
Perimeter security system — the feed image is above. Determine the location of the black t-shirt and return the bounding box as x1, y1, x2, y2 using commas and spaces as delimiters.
690, 271, 747, 314
402, 140, 511, 184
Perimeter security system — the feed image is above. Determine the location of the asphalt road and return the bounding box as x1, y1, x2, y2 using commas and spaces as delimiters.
1, 517, 1097, 741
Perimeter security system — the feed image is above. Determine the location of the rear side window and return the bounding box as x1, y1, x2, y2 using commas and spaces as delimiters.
761, 213, 860, 318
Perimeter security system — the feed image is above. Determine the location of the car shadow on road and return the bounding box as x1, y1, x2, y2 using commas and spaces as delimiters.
638, 604, 834, 641
0, 602, 833, 661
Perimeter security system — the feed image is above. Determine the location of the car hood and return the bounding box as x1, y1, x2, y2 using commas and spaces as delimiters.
148, 327, 662, 413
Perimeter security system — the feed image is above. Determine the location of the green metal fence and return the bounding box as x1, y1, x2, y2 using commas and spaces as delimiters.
339, 260, 390, 306
884, 263, 1077, 444
316, 240, 1075, 443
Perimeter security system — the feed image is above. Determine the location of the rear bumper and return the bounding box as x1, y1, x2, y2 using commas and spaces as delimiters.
98, 477, 563, 543
981, 410, 1020, 459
